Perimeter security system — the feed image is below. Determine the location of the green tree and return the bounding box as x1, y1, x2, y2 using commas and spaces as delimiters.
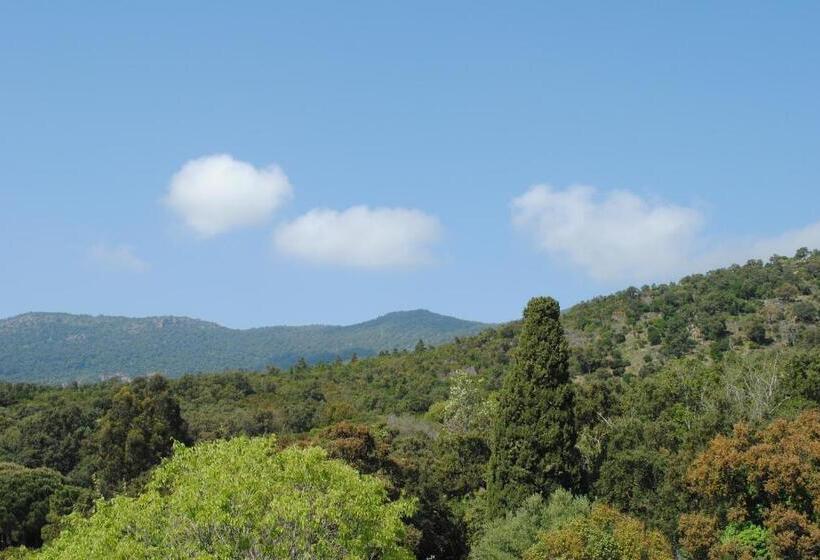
441, 370, 495, 436
28, 437, 415, 560
0, 463, 84, 549
93, 376, 189, 496
487, 297, 580, 515
470, 489, 590, 560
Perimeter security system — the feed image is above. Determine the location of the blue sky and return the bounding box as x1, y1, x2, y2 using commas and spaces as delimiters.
1, 2, 818, 327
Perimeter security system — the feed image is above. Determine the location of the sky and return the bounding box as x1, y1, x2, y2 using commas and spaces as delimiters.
1, 2, 819, 328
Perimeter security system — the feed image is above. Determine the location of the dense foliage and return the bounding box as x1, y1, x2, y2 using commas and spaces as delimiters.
25, 437, 415, 559
0, 463, 86, 549
0, 310, 486, 383
0, 250, 818, 558
679, 410, 820, 559
487, 297, 579, 514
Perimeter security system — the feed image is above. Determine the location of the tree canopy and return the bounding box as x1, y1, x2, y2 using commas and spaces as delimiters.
27, 436, 415, 560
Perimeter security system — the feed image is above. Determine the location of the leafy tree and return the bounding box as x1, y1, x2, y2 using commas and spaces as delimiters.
487, 297, 579, 515
680, 410, 820, 559
441, 371, 495, 435
793, 301, 817, 323
388, 433, 472, 559
524, 502, 674, 560
746, 317, 769, 345
469, 489, 590, 560
0, 463, 84, 549
4, 402, 97, 485
28, 437, 415, 560
93, 376, 189, 496
313, 421, 389, 476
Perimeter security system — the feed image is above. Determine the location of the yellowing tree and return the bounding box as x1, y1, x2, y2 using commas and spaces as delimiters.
524, 503, 673, 560
681, 409, 820, 559
29, 436, 415, 560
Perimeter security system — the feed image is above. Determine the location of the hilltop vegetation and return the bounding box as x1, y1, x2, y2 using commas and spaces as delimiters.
0, 250, 818, 558
0, 309, 487, 383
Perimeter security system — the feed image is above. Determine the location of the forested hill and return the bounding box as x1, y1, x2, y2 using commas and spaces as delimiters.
0, 309, 487, 383
561, 248, 820, 377
3, 250, 819, 385
1, 250, 818, 558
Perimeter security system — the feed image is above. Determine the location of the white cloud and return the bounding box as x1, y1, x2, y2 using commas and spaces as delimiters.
512, 184, 820, 282
274, 206, 442, 269
699, 221, 820, 270
745, 221, 820, 260
512, 185, 703, 281
89, 243, 150, 272
164, 154, 292, 237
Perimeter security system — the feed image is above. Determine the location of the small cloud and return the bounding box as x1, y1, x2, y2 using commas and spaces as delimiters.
512, 184, 702, 281
164, 154, 292, 237
89, 243, 150, 272
274, 206, 443, 269
512, 184, 820, 282
700, 221, 820, 270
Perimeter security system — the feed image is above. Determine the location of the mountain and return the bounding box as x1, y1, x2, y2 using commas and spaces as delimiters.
0, 310, 488, 383
2, 250, 818, 386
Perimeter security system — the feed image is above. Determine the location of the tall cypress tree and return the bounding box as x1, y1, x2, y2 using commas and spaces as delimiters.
487, 296, 579, 515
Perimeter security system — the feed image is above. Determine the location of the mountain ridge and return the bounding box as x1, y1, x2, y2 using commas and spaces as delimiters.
0, 309, 489, 383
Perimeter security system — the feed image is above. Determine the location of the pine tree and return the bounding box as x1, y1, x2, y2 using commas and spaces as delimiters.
487, 296, 579, 515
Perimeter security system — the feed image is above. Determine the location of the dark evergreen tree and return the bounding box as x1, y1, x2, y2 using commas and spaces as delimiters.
93, 376, 189, 496
487, 296, 579, 515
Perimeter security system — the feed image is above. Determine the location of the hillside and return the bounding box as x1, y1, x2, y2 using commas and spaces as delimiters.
0, 309, 488, 383
1, 251, 818, 558
562, 248, 819, 378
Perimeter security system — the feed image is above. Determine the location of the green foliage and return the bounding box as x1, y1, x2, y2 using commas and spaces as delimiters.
524, 502, 674, 560
1, 251, 819, 556
563, 249, 820, 376
441, 370, 496, 435
720, 524, 773, 560
0, 310, 487, 383
487, 297, 579, 515
28, 437, 415, 560
681, 410, 820, 555
93, 376, 189, 496
469, 489, 590, 560
0, 463, 84, 549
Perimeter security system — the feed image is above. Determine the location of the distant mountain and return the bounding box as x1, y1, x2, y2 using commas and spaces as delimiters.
0, 310, 489, 383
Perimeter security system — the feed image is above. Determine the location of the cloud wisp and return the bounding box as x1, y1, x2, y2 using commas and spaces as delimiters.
89, 243, 150, 272
164, 154, 292, 237
512, 185, 702, 281
274, 206, 442, 269
512, 184, 819, 283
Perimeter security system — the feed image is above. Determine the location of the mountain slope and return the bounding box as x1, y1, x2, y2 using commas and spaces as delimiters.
0, 310, 488, 383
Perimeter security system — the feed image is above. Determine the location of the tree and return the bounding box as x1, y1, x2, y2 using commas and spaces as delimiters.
681, 410, 820, 560
487, 297, 579, 515
93, 376, 189, 496
524, 503, 674, 560
470, 489, 590, 560
0, 463, 85, 549
441, 370, 495, 435
29, 437, 415, 560
745, 317, 769, 345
